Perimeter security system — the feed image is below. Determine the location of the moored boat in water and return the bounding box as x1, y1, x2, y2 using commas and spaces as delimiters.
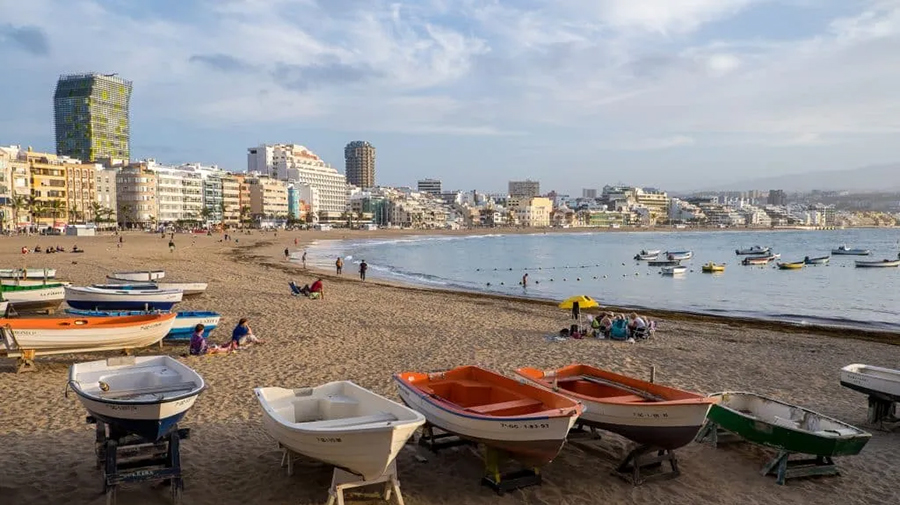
516, 365, 716, 450
854, 259, 900, 268
665, 250, 693, 261
255, 381, 425, 480
832, 245, 870, 256
735, 246, 770, 255
804, 255, 830, 265
68, 355, 205, 442
701, 262, 725, 273
743, 256, 770, 266
648, 259, 680, 267
394, 365, 581, 467
777, 262, 804, 270
661, 265, 687, 275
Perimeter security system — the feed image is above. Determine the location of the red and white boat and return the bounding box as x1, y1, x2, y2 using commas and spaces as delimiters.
394, 365, 582, 466
517, 364, 716, 450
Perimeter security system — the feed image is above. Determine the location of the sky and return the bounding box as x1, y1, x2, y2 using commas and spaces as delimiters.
2, 0, 900, 193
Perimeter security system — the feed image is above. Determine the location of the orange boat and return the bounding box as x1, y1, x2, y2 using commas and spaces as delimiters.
394, 365, 582, 466
516, 364, 716, 450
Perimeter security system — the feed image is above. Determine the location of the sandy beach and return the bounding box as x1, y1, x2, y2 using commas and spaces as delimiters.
1, 230, 898, 505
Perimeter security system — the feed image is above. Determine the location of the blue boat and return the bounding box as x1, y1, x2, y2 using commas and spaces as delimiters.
65, 309, 221, 341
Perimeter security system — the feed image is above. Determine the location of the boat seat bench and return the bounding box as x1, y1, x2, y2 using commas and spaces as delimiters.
98, 381, 198, 399
467, 398, 542, 414
298, 412, 398, 429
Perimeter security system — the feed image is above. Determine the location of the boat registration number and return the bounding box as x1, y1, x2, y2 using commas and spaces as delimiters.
500, 423, 549, 430
316, 437, 343, 443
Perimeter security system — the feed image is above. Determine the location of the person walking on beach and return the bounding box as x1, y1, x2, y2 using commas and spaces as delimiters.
359, 260, 368, 281
302, 251, 307, 269
522, 273, 528, 287
284, 247, 290, 260
335, 256, 343, 275
169, 239, 176, 253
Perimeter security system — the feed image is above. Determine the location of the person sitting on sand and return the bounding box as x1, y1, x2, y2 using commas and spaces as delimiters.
34, 245, 41, 253
189, 324, 228, 355
72, 245, 82, 253
297, 278, 325, 299
598, 312, 614, 336
628, 313, 647, 338
227, 318, 263, 350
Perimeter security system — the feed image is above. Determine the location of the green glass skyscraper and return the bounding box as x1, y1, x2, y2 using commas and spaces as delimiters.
54, 73, 132, 162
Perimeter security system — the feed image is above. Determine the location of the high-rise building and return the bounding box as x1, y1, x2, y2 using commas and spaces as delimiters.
582, 188, 598, 199
509, 180, 540, 198
54, 73, 132, 162
767, 189, 786, 206
344, 141, 376, 189
417, 179, 442, 195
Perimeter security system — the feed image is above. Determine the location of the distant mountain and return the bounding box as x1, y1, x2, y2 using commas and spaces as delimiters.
691, 163, 900, 193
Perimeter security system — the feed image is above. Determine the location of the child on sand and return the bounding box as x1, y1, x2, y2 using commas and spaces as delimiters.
228, 318, 263, 351
189, 324, 228, 355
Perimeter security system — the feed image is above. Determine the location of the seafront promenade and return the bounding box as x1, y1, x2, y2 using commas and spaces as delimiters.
0, 230, 898, 505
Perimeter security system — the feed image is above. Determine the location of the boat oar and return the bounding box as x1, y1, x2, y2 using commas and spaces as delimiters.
579, 375, 665, 402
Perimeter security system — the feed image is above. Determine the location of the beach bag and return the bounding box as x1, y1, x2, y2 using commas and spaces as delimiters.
610, 319, 628, 340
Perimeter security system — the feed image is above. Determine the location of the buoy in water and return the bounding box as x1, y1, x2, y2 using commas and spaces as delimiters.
576, 278, 580, 281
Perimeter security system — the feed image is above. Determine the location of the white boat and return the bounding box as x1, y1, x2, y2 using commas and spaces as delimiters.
642, 249, 661, 256
109, 270, 166, 281
665, 250, 693, 261
832, 245, 871, 256
634, 252, 659, 261
69, 355, 205, 441
0, 301, 7, 316
104, 276, 207, 296
840, 364, 900, 403
65, 286, 183, 311
1, 313, 176, 357
661, 265, 687, 275
735, 246, 771, 255
854, 259, 900, 268
255, 382, 425, 480
0, 268, 57, 279
0, 283, 66, 312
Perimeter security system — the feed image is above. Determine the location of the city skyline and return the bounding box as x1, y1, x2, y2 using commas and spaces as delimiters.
2, 1, 900, 193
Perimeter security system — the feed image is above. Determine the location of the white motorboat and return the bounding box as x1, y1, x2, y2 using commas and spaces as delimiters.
68, 355, 205, 441
0, 268, 57, 279
0, 283, 66, 312
665, 251, 693, 261
255, 381, 425, 480
854, 259, 900, 268
1, 313, 176, 357
65, 286, 183, 311
109, 270, 166, 281
840, 364, 900, 403
104, 277, 207, 296
735, 246, 771, 255
832, 245, 870, 256
661, 265, 687, 275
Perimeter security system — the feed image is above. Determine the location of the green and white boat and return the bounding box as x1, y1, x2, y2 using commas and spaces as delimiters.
0, 283, 66, 313
705, 392, 870, 457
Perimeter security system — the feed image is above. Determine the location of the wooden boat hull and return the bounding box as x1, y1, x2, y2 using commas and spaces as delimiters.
1, 313, 176, 357
1, 284, 66, 312
394, 366, 581, 467
706, 392, 870, 457
666, 251, 692, 260
0, 268, 56, 279
804, 256, 830, 265
69, 355, 204, 441
65, 286, 183, 311
255, 382, 425, 480
777, 262, 804, 270
701, 264, 725, 273
735, 247, 770, 255
516, 365, 714, 450
832, 250, 870, 256
634, 254, 658, 261
742, 257, 769, 265
65, 309, 220, 341
855, 260, 900, 268
109, 271, 166, 281
2, 279, 71, 287
840, 364, 900, 403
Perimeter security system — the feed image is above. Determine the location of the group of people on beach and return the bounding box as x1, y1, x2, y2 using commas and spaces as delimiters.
584, 312, 652, 340
22, 244, 83, 254
189, 318, 264, 356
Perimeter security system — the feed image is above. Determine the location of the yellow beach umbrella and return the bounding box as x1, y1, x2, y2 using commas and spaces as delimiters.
558, 295, 599, 310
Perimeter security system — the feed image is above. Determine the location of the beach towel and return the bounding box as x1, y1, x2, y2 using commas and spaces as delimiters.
610, 319, 628, 340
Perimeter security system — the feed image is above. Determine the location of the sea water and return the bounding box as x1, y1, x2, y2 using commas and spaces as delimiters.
308, 229, 900, 331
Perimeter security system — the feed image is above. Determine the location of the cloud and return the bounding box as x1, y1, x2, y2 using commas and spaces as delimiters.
188, 53, 255, 73
271, 60, 382, 91
0, 24, 49, 55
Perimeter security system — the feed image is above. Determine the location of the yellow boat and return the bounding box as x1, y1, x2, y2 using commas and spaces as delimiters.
701, 262, 725, 273
777, 262, 804, 270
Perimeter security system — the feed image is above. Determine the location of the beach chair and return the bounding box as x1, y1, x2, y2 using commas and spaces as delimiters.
609, 319, 628, 341
289, 281, 303, 296
633, 320, 656, 340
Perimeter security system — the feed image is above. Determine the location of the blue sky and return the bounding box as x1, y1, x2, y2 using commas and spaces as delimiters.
1, 0, 900, 193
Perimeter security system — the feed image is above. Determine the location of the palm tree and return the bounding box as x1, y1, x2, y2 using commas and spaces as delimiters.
69, 202, 81, 224
90, 201, 103, 226
119, 203, 132, 230
199, 207, 213, 227
27, 196, 40, 225
239, 205, 251, 227
47, 200, 65, 227
10, 194, 28, 231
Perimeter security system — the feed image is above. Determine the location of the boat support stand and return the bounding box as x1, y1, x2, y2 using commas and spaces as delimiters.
867, 395, 900, 431
480, 447, 541, 496
417, 423, 472, 452
697, 420, 839, 485
613, 444, 680, 485
324, 460, 405, 505
88, 416, 189, 505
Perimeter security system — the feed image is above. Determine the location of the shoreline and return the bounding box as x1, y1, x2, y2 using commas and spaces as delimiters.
252, 241, 900, 346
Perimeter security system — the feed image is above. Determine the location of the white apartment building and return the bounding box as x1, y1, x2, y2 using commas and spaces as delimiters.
143, 160, 203, 224
95, 167, 118, 223
246, 144, 347, 219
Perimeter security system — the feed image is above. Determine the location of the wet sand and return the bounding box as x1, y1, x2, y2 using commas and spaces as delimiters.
0, 230, 897, 505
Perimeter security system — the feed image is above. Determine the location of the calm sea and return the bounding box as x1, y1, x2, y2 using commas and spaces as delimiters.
307, 229, 900, 331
